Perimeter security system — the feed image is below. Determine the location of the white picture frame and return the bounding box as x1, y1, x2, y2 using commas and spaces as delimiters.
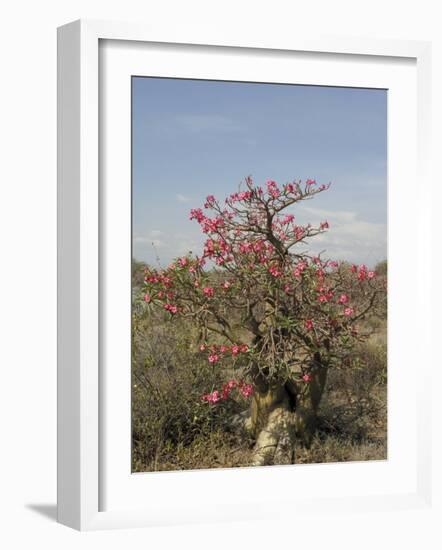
57, 19, 433, 531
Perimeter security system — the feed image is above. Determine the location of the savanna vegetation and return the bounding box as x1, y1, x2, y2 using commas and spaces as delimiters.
132, 177, 387, 471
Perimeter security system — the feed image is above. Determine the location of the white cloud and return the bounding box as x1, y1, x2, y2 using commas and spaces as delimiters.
133, 228, 206, 265
174, 235, 205, 256
176, 193, 191, 203
133, 234, 164, 248
133, 206, 386, 268
296, 206, 386, 266
301, 206, 357, 224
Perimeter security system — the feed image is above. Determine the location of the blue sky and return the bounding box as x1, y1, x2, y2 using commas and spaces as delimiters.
132, 77, 387, 267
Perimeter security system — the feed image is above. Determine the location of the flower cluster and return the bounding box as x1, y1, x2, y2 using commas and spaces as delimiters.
351, 263, 376, 281
140, 175, 386, 403
187, 178, 332, 274
202, 379, 254, 404
199, 342, 249, 364
164, 303, 178, 314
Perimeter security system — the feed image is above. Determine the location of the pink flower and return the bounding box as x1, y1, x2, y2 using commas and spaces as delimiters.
144, 293, 151, 303
222, 281, 231, 289
285, 183, 295, 193
231, 345, 240, 356
269, 265, 282, 277
238, 191, 252, 201
178, 257, 188, 267
297, 260, 307, 272
208, 354, 220, 364
318, 287, 333, 304
202, 390, 221, 404
302, 374, 312, 382
221, 379, 237, 400
357, 264, 368, 281
338, 294, 349, 304
239, 383, 254, 398
164, 303, 178, 314
203, 287, 214, 297
305, 319, 314, 331
240, 344, 249, 353
344, 307, 354, 316
160, 276, 173, 287
306, 179, 316, 186
266, 180, 280, 198
294, 226, 305, 240
320, 220, 329, 230
220, 345, 229, 353
368, 271, 376, 279
199, 344, 206, 351
351, 264, 357, 273
189, 208, 205, 223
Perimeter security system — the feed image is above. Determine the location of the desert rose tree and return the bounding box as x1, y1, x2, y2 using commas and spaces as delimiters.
140, 177, 386, 465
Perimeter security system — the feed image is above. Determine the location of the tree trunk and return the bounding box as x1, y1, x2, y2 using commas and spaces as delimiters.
249, 384, 296, 466
249, 363, 328, 466
292, 361, 328, 448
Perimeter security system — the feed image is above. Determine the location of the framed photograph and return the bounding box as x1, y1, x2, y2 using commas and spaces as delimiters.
57, 19, 432, 530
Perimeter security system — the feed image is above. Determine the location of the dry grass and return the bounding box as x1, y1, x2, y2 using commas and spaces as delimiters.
298, 332, 387, 464
132, 269, 387, 472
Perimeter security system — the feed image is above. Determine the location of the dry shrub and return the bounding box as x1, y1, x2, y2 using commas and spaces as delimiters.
132, 273, 387, 470
132, 303, 247, 472
297, 333, 387, 464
